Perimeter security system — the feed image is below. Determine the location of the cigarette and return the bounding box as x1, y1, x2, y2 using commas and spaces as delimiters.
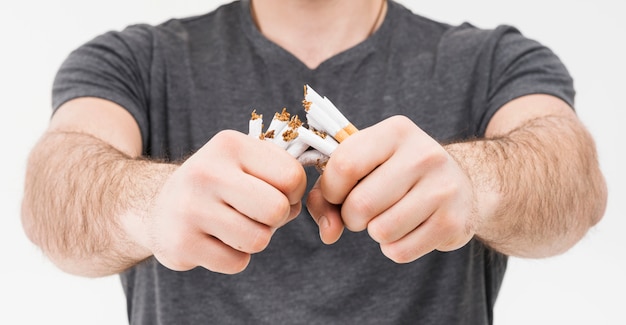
248, 110, 263, 139
304, 113, 323, 133
323, 96, 358, 135
293, 126, 337, 156
304, 101, 350, 142
265, 107, 291, 136
287, 124, 338, 158
286, 139, 309, 157
247, 85, 356, 172
307, 127, 341, 152
273, 115, 302, 149
296, 149, 329, 172
304, 85, 358, 139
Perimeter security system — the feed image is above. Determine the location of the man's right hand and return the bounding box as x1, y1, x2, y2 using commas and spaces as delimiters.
141, 130, 307, 274
23, 97, 306, 277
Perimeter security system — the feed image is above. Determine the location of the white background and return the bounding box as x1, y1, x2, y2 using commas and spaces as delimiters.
1, 1, 624, 324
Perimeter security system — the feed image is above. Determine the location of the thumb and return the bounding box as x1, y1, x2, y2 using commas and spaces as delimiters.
306, 178, 344, 244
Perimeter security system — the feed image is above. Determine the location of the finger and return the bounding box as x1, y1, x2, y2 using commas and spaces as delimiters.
235, 133, 308, 205
218, 171, 294, 228
379, 205, 473, 264
205, 130, 307, 205
192, 201, 275, 254
339, 147, 423, 231
320, 122, 397, 204
306, 178, 344, 244
366, 181, 438, 244
288, 201, 303, 222
193, 235, 252, 274
154, 232, 251, 274
379, 215, 447, 264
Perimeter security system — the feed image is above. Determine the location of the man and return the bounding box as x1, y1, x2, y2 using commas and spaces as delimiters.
21, 0, 607, 323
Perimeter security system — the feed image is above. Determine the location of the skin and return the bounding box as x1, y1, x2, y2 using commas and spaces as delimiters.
21, 0, 607, 277
307, 94, 607, 261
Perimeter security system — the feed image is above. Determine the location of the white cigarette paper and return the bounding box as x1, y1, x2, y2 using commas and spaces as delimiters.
286, 140, 309, 157
305, 102, 343, 136
294, 126, 337, 156
266, 108, 291, 135
297, 149, 329, 170
248, 85, 357, 171
248, 110, 263, 138
303, 85, 357, 142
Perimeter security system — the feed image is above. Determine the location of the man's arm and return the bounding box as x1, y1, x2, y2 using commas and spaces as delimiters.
307, 94, 607, 260
21, 97, 307, 277
21, 97, 171, 276
446, 94, 607, 257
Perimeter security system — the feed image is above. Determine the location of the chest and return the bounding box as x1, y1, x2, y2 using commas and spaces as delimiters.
150, 40, 480, 159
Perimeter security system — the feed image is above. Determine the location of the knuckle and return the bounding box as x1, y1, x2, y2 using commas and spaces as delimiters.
346, 189, 376, 218
205, 130, 237, 156
206, 130, 245, 160
328, 152, 360, 180
381, 243, 415, 264
248, 227, 273, 253
389, 115, 413, 128
217, 254, 251, 275
213, 129, 241, 146
412, 147, 448, 171
265, 196, 291, 225
367, 221, 393, 244
278, 162, 306, 193
340, 207, 361, 231
386, 115, 416, 138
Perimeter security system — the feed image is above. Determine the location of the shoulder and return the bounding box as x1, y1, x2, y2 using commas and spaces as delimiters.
153, 1, 245, 45
436, 22, 562, 82
387, 2, 530, 55
440, 23, 532, 56
387, 1, 452, 41
82, 1, 242, 54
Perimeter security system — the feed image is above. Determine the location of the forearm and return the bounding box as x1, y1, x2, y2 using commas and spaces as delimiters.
21, 131, 176, 277
446, 114, 607, 258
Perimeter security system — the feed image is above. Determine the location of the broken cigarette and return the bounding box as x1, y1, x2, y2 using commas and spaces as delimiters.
293, 126, 338, 156
273, 115, 302, 149
296, 149, 329, 172
246, 85, 356, 171
303, 85, 358, 140
265, 108, 291, 137
248, 110, 263, 138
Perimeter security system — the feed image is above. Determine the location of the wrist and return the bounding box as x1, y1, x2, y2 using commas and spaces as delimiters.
118, 160, 178, 262
443, 141, 502, 244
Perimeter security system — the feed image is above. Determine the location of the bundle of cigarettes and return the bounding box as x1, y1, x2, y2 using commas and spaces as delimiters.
248, 85, 358, 170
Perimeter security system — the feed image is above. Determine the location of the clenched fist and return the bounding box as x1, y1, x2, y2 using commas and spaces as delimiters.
143, 130, 306, 274
307, 115, 478, 263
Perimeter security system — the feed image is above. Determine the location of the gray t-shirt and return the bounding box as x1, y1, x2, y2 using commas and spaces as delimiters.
52, 1, 575, 324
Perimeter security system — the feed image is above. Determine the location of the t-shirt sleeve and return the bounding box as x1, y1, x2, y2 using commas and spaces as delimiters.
478, 25, 576, 135
52, 25, 155, 150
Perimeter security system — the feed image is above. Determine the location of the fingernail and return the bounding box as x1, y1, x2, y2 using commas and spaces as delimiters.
319, 215, 329, 229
